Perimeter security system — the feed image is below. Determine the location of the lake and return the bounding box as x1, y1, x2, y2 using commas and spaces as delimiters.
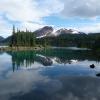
0, 48, 100, 100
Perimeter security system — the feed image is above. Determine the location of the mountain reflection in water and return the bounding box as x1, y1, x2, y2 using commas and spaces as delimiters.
5, 49, 100, 72
0, 48, 100, 100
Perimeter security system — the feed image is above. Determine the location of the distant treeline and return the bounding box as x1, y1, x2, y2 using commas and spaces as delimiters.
9, 26, 100, 51
37, 33, 100, 50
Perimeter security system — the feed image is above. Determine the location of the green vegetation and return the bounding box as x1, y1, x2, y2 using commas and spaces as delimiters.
6, 49, 100, 71
37, 33, 100, 51
5, 25, 100, 52
11, 25, 36, 47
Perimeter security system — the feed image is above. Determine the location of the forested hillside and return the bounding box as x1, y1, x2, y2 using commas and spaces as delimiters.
1, 26, 100, 51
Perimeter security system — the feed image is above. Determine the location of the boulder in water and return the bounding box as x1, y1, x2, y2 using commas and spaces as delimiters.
90, 64, 95, 68
96, 73, 100, 77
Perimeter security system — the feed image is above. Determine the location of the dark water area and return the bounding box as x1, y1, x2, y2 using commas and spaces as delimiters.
0, 48, 100, 100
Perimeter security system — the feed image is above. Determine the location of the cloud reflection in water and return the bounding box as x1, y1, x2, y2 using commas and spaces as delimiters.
0, 49, 100, 100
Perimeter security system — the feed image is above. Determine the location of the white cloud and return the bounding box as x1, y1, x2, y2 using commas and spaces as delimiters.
0, 16, 12, 37
61, 0, 100, 18
0, 0, 63, 22
1, 0, 100, 37
19, 22, 46, 32
0, 0, 63, 37
77, 23, 100, 33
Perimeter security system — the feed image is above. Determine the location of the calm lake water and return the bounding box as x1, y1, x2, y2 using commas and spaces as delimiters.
0, 48, 100, 100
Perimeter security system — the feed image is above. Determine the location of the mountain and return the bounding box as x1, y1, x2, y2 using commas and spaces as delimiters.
0, 26, 86, 45
55, 28, 85, 36
34, 26, 54, 38
0, 36, 4, 42
0, 36, 11, 45
34, 27, 85, 38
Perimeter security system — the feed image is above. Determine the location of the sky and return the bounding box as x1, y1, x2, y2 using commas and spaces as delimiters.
1, 0, 100, 37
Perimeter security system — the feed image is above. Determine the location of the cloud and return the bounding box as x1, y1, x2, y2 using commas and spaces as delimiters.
77, 23, 100, 33
0, 16, 12, 37
61, 0, 100, 18
0, 0, 63, 37
19, 22, 45, 32
0, 0, 63, 22
1, 0, 100, 37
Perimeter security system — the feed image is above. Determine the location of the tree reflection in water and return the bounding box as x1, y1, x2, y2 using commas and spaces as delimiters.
6, 48, 100, 72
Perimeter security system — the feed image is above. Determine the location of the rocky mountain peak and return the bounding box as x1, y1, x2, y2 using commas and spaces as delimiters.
34, 26, 53, 38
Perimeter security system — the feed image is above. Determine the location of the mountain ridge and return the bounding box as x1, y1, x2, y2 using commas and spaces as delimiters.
0, 36, 5, 42
0, 26, 86, 44
34, 26, 85, 38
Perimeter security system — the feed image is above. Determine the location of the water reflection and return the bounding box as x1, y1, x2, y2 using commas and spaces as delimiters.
10, 76, 100, 100
6, 49, 100, 72
0, 49, 100, 100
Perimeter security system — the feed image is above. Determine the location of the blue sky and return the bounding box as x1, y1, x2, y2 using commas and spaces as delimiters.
43, 15, 99, 27
0, 0, 100, 37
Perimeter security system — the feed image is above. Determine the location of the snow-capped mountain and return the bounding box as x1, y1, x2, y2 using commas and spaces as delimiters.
34, 26, 54, 38
55, 28, 85, 36
34, 26, 85, 38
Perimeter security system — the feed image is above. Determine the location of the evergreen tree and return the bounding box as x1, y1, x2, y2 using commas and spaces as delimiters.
11, 26, 36, 47
11, 25, 16, 47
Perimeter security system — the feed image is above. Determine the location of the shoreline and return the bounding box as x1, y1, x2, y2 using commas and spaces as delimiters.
0, 46, 44, 51
0, 46, 94, 52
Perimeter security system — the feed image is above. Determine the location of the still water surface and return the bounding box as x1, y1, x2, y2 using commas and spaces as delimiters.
0, 48, 100, 100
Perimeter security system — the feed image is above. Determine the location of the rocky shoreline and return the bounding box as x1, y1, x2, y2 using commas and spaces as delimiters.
0, 46, 44, 51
